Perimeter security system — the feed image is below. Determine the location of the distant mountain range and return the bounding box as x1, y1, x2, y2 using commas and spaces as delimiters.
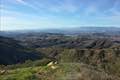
0, 27, 120, 65
0, 27, 120, 36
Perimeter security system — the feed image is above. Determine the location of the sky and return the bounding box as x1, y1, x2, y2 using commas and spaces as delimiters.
0, 0, 120, 31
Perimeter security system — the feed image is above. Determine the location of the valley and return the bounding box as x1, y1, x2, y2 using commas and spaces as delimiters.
0, 27, 120, 80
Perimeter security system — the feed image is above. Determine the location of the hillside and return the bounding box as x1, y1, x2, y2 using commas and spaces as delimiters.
0, 62, 120, 80
13, 33, 119, 49
0, 36, 43, 65
0, 32, 120, 80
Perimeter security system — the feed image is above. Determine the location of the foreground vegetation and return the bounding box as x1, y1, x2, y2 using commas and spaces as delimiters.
0, 46, 120, 80
0, 62, 120, 80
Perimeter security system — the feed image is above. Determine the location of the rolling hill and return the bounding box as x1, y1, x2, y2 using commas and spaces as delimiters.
0, 36, 43, 65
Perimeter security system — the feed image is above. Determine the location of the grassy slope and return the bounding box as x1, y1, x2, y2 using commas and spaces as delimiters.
0, 63, 120, 80
0, 67, 41, 80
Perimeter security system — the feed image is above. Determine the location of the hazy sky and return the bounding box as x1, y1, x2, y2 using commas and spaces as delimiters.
0, 0, 120, 30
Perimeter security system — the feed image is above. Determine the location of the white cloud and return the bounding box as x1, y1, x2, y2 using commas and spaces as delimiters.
15, 0, 40, 11
14, 0, 80, 13
16, 0, 25, 3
